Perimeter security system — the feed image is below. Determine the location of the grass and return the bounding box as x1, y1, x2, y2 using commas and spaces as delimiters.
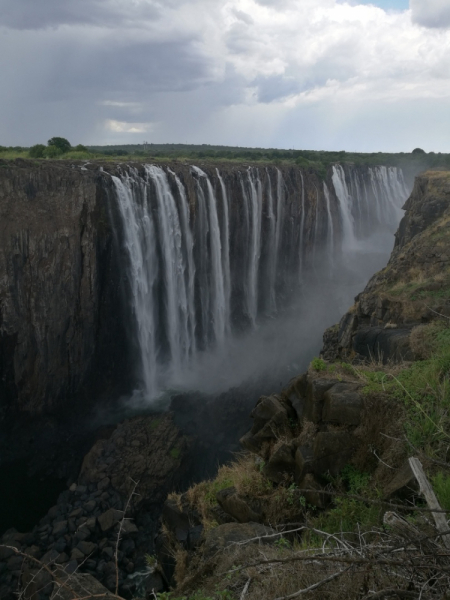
348, 320, 450, 457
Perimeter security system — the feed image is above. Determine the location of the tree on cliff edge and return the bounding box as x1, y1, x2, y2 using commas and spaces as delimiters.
47, 137, 71, 154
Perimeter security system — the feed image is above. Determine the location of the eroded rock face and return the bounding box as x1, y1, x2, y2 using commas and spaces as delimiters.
0, 160, 128, 415
322, 171, 450, 363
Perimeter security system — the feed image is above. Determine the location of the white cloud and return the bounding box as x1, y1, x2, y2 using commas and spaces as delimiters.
106, 120, 154, 133
411, 0, 450, 28
1, 0, 450, 150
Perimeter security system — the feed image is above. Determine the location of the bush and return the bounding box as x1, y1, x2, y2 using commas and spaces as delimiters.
44, 145, 63, 158
29, 144, 46, 158
311, 357, 327, 372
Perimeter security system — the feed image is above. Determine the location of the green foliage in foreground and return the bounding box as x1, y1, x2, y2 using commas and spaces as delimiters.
359, 323, 450, 454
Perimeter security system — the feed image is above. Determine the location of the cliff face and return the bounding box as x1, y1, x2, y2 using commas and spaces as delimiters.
0, 159, 407, 416
322, 170, 450, 362
0, 160, 128, 415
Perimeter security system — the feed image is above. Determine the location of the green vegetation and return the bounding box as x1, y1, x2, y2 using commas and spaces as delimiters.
311, 357, 327, 371
48, 136, 71, 153
356, 321, 450, 454
432, 472, 450, 511
2, 142, 450, 182
170, 447, 181, 460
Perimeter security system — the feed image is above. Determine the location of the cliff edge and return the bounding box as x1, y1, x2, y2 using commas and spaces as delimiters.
322, 170, 450, 363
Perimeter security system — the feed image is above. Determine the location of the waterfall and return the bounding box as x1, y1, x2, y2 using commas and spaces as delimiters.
299, 171, 305, 279
216, 169, 231, 334
145, 165, 191, 374
331, 165, 357, 251
112, 171, 159, 397
110, 162, 410, 402
331, 164, 408, 249
323, 182, 334, 265
192, 167, 227, 345
167, 168, 197, 356
243, 168, 263, 326
265, 169, 277, 314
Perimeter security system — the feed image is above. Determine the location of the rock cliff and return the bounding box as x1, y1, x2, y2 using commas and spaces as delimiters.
322, 170, 450, 363
0, 159, 128, 416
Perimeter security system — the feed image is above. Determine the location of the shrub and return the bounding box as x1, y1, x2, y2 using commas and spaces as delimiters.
311, 357, 326, 372
44, 145, 63, 158
29, 144, 46, 158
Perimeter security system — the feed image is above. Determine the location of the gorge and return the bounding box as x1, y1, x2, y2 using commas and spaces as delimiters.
0, 160, 409, 416
0, 157, 415, 598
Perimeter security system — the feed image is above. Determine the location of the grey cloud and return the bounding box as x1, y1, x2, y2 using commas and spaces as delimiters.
411, 0, 450, 28
230, 8, 254, 25
0, 0, 161, 30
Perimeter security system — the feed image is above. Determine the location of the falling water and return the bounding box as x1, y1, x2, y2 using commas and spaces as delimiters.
112, 172, 159, 397
323, 182, 334, 265
111, 162, 410, 401
216, 169, 231, 334
192, 167, 227, 345
332, 165, 357, 251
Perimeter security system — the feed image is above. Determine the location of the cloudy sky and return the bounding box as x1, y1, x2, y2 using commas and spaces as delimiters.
1, 0, 449, 151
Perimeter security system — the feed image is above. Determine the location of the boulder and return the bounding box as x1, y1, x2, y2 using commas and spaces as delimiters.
322, 383, 363, 426
216, 487, 263, 523
98, 508, 123, 532
312, 431, 357, 477
304, 379, 338, 423
263, 443, 297, 483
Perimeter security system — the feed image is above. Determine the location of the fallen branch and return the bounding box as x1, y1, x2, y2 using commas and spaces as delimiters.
408, 457, 450, 550
272, 566, 351, 600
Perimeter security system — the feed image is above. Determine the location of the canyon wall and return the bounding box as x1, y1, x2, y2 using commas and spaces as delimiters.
0, 160, 128, 415
0, 159, 408, 416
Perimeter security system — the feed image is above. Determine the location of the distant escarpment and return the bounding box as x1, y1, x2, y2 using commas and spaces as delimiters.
322, 170, 450, 363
